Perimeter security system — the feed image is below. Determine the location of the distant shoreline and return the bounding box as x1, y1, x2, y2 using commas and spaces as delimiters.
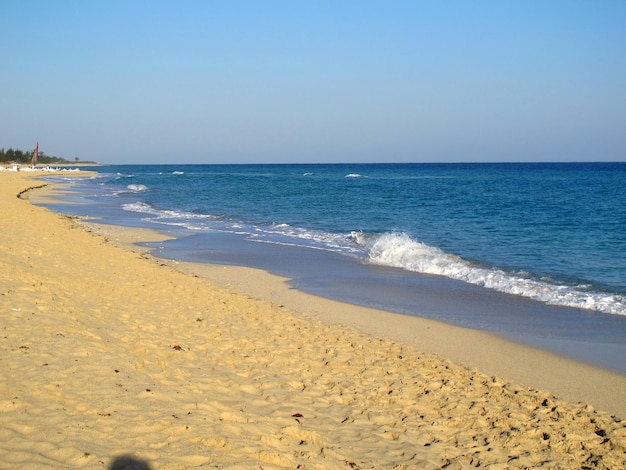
1, 162, 100, 170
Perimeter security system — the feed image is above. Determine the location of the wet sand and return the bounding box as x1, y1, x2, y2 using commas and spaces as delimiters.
2, 170, 625, 469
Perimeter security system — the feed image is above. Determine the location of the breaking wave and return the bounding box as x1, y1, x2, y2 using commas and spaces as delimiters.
120, 199, 626, 316
355, 232, 626, 316
114, 184, 148, 194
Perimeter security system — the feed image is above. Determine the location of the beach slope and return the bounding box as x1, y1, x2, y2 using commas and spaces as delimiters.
1, 171, 625, 469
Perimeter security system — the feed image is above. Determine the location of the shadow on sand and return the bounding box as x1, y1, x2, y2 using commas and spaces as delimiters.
109, 455, 152, 470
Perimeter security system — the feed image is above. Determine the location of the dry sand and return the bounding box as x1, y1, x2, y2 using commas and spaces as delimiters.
1, 171, 625, 469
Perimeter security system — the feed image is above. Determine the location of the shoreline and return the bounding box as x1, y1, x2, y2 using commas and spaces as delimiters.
31, 164, 626, 376
29, 177, 626, 408
74, 220, 626, 417
2, 171, 626, 468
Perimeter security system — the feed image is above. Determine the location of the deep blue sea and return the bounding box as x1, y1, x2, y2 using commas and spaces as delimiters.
44, 163, 626, 373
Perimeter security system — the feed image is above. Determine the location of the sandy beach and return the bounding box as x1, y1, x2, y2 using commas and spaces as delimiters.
2, 170, 626, 469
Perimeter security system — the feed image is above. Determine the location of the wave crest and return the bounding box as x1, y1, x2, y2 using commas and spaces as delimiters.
365, 232, 626, 316
121, 184, 148, 193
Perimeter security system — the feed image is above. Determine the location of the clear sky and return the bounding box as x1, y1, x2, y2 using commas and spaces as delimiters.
2, 1, 625, 164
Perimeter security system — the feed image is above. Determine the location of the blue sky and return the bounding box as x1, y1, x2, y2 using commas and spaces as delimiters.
2, 1, 625, 164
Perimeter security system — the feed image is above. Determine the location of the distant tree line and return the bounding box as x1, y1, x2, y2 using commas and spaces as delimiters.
0, 147, 90, 165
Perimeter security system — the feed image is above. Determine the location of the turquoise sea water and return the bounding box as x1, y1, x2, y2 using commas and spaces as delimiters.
45, 162, 626, 372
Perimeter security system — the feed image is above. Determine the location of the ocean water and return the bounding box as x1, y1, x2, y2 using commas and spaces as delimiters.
43, 162, 626, 372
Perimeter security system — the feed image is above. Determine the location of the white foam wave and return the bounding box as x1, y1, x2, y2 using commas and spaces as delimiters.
172, 171, 185, 175
364, 232, 626, 316
350, 231, 373, 247
121, 202, 215, 230
119, 200, 356, 253
345, 173, 364, 178
122, 202, 158, 214
112, 184, 149, 196
248, 224, 358, 254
